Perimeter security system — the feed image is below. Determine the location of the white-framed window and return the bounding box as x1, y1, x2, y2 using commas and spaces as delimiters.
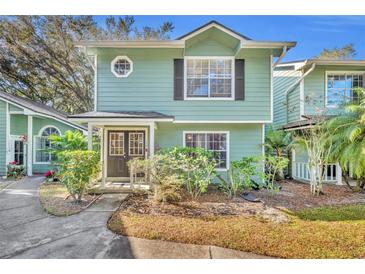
185, 57, 234, 99
183, 131, 229, 169
34, 126, 60, 164
111, 56, 133, 78
109, 132, 125, 156
129, 132, 144, 156
326, 72, 364, 107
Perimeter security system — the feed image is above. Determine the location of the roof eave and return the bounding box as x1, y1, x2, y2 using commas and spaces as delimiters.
75, 41, 185, 49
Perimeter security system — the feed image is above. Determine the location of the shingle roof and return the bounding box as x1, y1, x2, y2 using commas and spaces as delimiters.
0, 91, 86, 131
282, 115, 333, 130
69, 111, 174, 120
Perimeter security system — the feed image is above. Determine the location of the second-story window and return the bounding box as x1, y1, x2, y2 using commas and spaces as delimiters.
327, 73, 364, 107
111, 56, 133, 78
186, 58, 233, 99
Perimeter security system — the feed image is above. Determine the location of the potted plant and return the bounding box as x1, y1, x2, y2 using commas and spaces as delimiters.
7, 161, 26, 179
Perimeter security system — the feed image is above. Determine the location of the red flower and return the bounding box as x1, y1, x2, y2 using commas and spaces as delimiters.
44, 170, 55, 178
9, 161, 17, 165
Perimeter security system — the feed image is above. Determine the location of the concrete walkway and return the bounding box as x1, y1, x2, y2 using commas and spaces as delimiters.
0, 177, 269, 259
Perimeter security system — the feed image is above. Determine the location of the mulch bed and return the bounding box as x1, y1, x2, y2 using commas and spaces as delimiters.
119, 185, 289, 223
39, 183, 98, 216
255, 180, 365, 210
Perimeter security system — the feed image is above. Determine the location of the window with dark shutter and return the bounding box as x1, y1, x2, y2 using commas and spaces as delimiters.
174, 59, 184, 100
235, 59, 245, 100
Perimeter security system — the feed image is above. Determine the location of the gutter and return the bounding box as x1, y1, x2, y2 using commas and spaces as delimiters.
285, 62, 316, 123
272, 46, 287, 68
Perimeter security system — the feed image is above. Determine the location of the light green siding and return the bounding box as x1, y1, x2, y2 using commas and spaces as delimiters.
304, 65, 365, 116
10, 114, 27, 135
273, 66, 301, 128
95, 47, 272, 121
0, 101, 6, 176
155, 123, 263, 162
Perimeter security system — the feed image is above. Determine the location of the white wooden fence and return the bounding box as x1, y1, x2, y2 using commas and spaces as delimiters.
292, 161, 342, 184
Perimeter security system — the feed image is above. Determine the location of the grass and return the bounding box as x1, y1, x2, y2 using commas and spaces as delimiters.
39, 183, 92, 216
294, 204, 365, 221
108, 206, 365, 259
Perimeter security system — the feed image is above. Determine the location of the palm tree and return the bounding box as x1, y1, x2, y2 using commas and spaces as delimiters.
325, 88, 365, 191
264, 126, 292, 157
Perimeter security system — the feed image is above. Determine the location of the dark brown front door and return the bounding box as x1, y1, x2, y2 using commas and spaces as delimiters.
107, 130, 145, 177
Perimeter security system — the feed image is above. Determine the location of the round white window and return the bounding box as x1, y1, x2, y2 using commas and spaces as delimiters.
111, 56, 133, 77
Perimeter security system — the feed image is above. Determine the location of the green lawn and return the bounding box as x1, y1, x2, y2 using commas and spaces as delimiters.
108, 204, 365, 259
294, 204, 365, 221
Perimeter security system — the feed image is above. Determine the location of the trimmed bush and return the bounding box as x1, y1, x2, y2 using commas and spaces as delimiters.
57, 150, 100, 202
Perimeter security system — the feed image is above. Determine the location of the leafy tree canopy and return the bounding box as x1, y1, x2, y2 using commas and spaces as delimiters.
0, 16, 174, 114
317, 43, 356, 60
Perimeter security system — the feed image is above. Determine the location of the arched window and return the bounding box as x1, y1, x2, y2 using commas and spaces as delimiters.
34, 126, 60, 163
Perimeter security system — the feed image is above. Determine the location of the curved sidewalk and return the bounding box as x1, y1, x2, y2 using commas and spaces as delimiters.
0, 176, 270, 259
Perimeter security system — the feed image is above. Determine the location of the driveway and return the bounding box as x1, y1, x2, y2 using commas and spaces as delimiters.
0, 177, 269, 259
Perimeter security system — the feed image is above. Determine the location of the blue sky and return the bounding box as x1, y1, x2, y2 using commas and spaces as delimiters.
94, 15, 365, 62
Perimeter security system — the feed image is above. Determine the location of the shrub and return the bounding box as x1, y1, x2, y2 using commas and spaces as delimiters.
48, 130, 87, 155
7, 161, 25, 179
160, 147, 217, 199
218, 157, 260, 198
262, 155, 289, 195
57, 150, 100, 202
128, 155, 183, 203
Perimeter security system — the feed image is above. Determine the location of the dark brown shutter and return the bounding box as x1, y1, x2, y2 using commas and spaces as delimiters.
235, 59, 245, 100
174, 59, 184, 100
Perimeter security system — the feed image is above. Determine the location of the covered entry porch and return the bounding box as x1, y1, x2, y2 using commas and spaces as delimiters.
69, 111, 174, 190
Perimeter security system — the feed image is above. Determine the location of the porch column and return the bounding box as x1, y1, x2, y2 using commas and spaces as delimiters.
87, 123, 93, 151
27, 115, 33, 176
149, 122, 155, 157
291, 148, 296, 178
336, 162, 343, 185
101, 128, 106, 187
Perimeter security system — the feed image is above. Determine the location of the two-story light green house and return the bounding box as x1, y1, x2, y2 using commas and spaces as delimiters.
273, 59, 365, 184
0, 91, 86, 177
70, 21, 295, 186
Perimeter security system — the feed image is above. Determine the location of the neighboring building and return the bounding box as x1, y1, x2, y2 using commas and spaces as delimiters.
70, 21, 296, 185
273, 59, 365, 184
0, 91, 86, 177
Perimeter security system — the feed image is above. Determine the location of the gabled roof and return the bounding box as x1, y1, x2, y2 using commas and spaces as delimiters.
75, 20, 296, 50
0, 91, 86, 131
278, 59, 365, 70
177, 20, 251, 41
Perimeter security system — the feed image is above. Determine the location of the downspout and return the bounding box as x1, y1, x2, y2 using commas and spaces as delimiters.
285, 63, 316, 123
272, 46, 287, 68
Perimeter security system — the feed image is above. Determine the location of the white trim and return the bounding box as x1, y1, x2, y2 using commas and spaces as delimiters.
94, 54, 98, 111
173, 120, 271, 124
9, 111, 24, 115
103, 127, 149, 178
33, 125, 61, 165
179, 22, 247, 42
129, 132, 145, 156
88, 123, 93, 151
5, 103, 10, 172
325, 70, 365, 108
149, 123, 155, 157
270, 54, 273, 121
182, 130, 230, 171
261, 124, 265, 180
27, 116, 33, 175
111, 56, 133, 78
183, 56, 235, 101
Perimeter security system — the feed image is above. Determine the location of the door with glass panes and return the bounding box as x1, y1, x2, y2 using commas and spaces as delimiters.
107, 131, 145, 177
